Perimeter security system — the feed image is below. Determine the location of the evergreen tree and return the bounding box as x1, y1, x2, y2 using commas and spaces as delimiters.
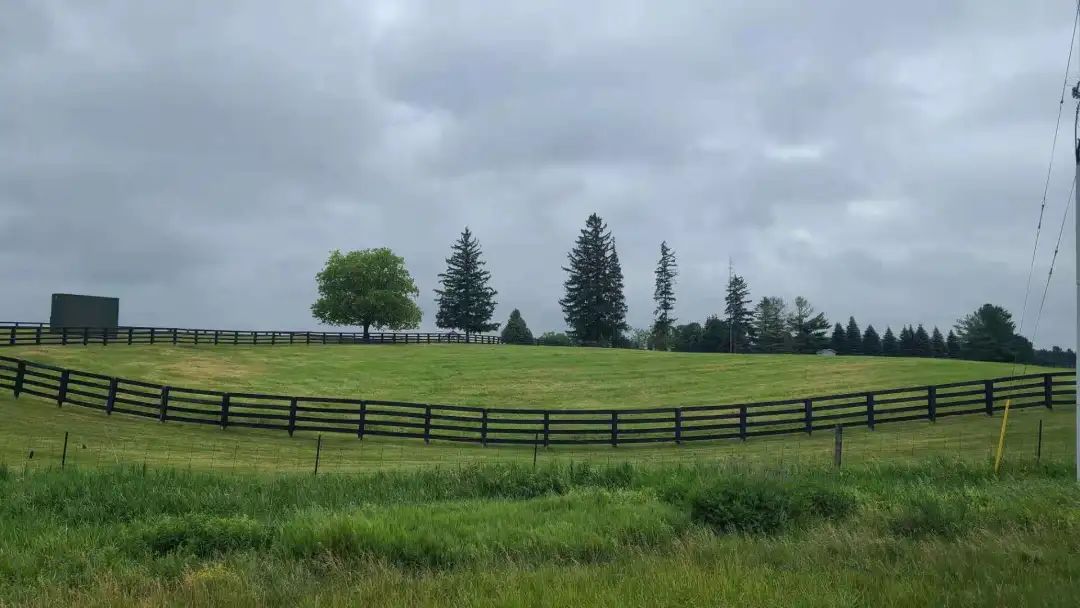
913, 324, 932, 357
752, 296, 789, 353
559, 214, 628, 346
930, 327, 946, 358
651, 241, 678, 350
831, 323, 847, 354
499, 309, 534, 345
725, 274, 754, 352
787, 296, 830, 354
862, 325, 882, 356
954, 303, 1021, 362
882, 327, 899, 356
899, 325, 916, 356
434, 227, 499, 337
946, 330, 961, 358
845, 317, 862, 355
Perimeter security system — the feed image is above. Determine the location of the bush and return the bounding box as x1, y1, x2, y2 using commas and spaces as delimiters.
500, 309, 535, 344
689, 478, 856, 535
538, 331, 573, 346
889, 496, 971, 538
129, 514, 269, 557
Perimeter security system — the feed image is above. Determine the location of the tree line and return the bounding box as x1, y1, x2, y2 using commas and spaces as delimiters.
309, 213, 1075, 367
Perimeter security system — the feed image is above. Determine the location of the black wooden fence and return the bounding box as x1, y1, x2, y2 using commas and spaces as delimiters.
1, 354, 1073, 447
0, 324, 501, 347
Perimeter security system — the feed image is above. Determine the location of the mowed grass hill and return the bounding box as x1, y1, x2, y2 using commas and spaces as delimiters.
3, 343, 1056, 408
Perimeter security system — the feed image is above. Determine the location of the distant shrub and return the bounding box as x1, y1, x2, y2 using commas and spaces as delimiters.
500, 309, 535, 344
538, 331, 573, 346
130, 514, 269, 556
689, 478, 856, 535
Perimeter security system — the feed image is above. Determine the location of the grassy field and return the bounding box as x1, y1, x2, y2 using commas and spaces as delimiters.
3, 344, 1057, 407
2, 344, 1077, 606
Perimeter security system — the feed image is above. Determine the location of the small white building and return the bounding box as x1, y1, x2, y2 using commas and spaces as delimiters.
817, 349, 837, 356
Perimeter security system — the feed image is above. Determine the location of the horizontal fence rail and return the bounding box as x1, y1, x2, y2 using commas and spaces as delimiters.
0, 324, 501, 347
1, 354, 1074, 448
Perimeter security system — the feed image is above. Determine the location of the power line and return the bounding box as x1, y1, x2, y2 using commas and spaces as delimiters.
1017, 0, 1080, 339
1028, 175, 1075, 350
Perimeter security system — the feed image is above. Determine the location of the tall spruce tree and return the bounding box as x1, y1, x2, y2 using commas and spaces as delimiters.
787, 296, 830, 354
652, 241, 678, 350
725, 274, 754, 352
831, 322, 847, 353
500, 309, 534, 345
899, 325, 916, 356
946, 330, 961, 358
559, 214, 628, 346
913, 324, 932, 357
845, 317, 862, 354
752, 296, 789, 353
434, 227, 499, 337
862, 325, 882, 355
882, 327, 899, 356
930, 327, 947, 358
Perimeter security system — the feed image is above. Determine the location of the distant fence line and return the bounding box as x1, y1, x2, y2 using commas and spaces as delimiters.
1, 353, 1074, 447
0, 324, 500, 347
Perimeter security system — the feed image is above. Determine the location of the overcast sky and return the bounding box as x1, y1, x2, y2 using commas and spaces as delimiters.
2, 1, 1078, 348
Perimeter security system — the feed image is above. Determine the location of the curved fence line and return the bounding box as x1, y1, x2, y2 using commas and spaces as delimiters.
0, 324, 501, 347
1, 354, 1074, 447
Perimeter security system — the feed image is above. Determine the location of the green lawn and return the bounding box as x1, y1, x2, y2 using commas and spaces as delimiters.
2, 344, 1057, 408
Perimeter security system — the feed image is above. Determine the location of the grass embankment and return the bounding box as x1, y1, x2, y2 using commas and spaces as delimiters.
0, 461, 1077, 606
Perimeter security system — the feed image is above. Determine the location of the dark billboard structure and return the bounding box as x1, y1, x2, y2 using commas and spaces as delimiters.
49, 294, 119, 330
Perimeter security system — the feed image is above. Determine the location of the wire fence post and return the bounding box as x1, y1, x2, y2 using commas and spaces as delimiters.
313, 434, 322, 476
833, 425, 843, 468
533, 433, 539, 469
1037, 419, 1043, 463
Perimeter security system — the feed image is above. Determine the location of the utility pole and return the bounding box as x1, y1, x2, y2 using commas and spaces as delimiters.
1073, 81, 1080, 482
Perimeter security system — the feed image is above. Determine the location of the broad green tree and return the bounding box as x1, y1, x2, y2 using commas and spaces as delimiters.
311, 248, 422, 341
560, 213, 628, 346
954, 304, 1023, 362
500, 309, 534, 345
651, 241, 678, 350
435, 227, 499, 338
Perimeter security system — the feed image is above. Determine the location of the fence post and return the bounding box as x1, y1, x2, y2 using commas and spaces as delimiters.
233, 331, 239, 345
423, 405, 431, 444
128, 327, 134, 345
866, 393, 875, 430
13, 361, 25, 398
804, 399, 813, 435
253, 331, 258, 345
1043, 374, 1054, 409
8, 325, 15, 346
220, 393, 230, 429
106, 378, 118, 415
610, 411, 618, 447
928, 386, 937, 422
833, 425, 843, 468
543, 412, 550, 447
35, 326, 42, 345
62, 327, 68, 345
171, 329, 177, 345
159, 386, 170, 422
194, 330, 199, 346
481, 409, 488, 447
357, 400, 366, 440
271, 332, 276, 346
674, 408, 682, 445
289, 332, 294, 345
739, 405, 748, 441
57, 370, 70, 407
102, 327, 109, 346
150, 328, 156, 345
314, 434, 322, 476
306, 332, 311, 346
984, 380, 994, 416
82, 327, 89, 346
61, 431, 69, 469
1037, 419, 1043, 463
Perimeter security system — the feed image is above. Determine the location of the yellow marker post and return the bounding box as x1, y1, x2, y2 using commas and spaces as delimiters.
993, 399, 1012, 475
